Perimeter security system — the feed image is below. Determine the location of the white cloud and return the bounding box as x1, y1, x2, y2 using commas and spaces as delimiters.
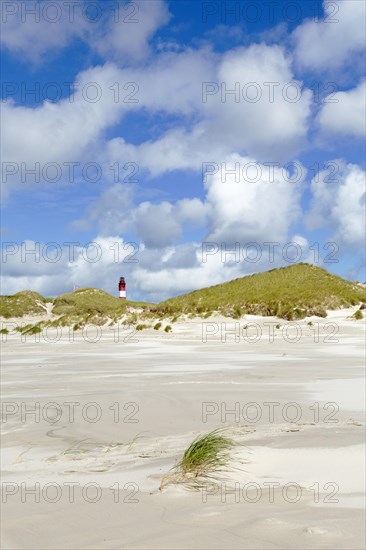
0, 1, 88, 63
134, 202, 182, 248
317, 80, 366, 138
93, 0, 171, 62
132, 198, 208, 248
103, 43, 313, 176
0, 0, 170, 64
72, 185, 208, 250
1, 47, 215, 179
203, 153, 305, 244
307, 161, 366, 246
3, 41, 312, 197
203, 44, 312, 161
2, 63, 133, 167
72, 154, 304, 261
293, 0, 366, 72
70, 184, 135, 234
176, 198, 208, 226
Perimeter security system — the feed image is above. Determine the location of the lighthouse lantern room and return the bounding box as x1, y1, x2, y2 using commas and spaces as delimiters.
119, 277, 126, 299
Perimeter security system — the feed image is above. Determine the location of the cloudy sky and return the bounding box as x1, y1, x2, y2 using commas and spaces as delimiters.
1, 0, 365, 301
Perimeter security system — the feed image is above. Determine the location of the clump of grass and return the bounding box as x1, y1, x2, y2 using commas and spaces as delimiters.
15, 324, 32, 333
25, 325, 42, 335
311, 307, 327, 318
136, 324, 149, 331
307, 321, 314, 326
164, 325, 172, 333
275, 323, 281, 329
176, 429, 234, 478
154, 322, 162, 330
353, 309, 363, 320
160, 428, 236, 493
160, 428, 238, 491
232, 305, 242, 319
0, 328, 9, 334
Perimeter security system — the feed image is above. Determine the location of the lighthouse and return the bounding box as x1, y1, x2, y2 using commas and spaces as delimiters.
119, 277, 126, 299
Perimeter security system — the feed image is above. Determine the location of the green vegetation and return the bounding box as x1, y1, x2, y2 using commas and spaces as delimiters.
14, 323, 44, 335
136, 324, 149, 331
175, 428, 235, 478
156, 264, 365, 320
0, 291, 47, 318
2, 265, 365, 325
0, 328, 9, 334
53, 288, 126, 316
232, 305, 242, 319
24, 325, 42, 335
51, 289, 153, 328
353, 309, 364, 320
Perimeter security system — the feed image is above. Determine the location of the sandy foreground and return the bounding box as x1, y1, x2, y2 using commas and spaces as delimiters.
1, 307, 365, 549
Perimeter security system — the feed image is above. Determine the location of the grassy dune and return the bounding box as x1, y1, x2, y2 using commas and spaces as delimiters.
1, 264, 365, 324
156, 263, 366, 320
0, 291, 47, 318
0, 287, 152, 330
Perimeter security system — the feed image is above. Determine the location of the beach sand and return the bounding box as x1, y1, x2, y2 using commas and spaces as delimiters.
1, 307, 365, 549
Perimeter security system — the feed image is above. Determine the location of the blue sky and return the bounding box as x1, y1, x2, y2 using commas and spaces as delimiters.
1, 0, 365, 301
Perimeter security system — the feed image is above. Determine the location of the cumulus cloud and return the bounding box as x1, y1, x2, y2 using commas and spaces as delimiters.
72, 184, 207, 250
0, 0, 88, 63
93, 0, 171, 62
2, 63, 134, 167
307, 161, 366, 246
293, 0, 366, 72
3, 41, 312, 196
134, 202, 182, 248
202, 44, 312, 161
103, 43, 313, 176
72, 153, 304, 260
317, 80, 366, 138
1, 48, 215, 180
1, 0, 170, 64
203, 153, 305, 244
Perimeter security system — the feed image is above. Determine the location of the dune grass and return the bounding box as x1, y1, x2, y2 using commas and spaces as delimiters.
0, 291, 47, 318
156, 263, 366, 320
2, 264, 365, 323
53, 288, 128, 316
159, 428, 236, 492
176, 428, 235, 478
353, 309, 364, 320
51, 288, 153, 327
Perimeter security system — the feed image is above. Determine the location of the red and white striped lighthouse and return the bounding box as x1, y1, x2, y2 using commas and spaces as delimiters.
119, 277, 126, 299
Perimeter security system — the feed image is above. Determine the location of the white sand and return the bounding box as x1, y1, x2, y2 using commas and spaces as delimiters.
1, 307, 365, 549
